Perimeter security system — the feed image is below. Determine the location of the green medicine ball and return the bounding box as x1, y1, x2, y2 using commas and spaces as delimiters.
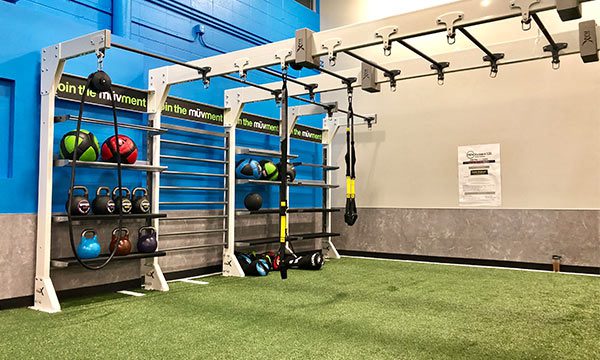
59, 129, 100, 162
259, 160, 278, 180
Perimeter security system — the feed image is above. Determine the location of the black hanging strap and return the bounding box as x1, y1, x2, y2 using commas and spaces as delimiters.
344, 79, 358, 226
66, 58, 126, 270
278, 66, 289, 280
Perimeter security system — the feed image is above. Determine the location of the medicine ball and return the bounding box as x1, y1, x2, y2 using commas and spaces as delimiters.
244, 193, 263, 211
276, 162, 296, 182
246, 259, 270, 276
101, 135, 138, 164
59, 129, 100, 162
259, 160, 279, 180
235, 159, 262, 179
286, 252, 324, 270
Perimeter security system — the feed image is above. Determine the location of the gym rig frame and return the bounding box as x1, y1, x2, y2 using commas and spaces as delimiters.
34, 0, 599, 312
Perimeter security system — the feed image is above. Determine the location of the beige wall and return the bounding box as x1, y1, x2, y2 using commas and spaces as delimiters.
321, 1, 600, 209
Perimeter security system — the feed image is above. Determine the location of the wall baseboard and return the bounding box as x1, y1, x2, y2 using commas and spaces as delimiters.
338, 250, 600, 275
0, 265, 223, 311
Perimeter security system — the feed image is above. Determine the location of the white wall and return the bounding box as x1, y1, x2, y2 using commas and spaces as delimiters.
320, 0, 600, 209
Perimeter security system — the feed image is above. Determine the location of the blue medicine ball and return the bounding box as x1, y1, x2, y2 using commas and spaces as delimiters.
236, 159, 262, 179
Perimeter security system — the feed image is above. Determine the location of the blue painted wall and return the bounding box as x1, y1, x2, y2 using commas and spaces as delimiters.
0, 0, 321, 214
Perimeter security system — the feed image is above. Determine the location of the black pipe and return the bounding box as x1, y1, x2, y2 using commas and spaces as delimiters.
396, 39, 442, 67
456, 28, 495, 59
343, 50, 394, 76
531, 14, 559, 49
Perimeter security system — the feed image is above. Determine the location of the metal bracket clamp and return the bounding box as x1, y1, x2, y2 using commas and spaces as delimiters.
275, 49, 292, 69
510, 0, 541, 31
436, 12, 464, 45
375, 26, 398, 56
322, 38, 342, 66
543, 42, 568, 69
197, 66, 212, 89
431, 62, 450, 85
383, 69, 401, 92
482, 53, 505, 78
234, 57, 250, 80
304, 83, 318, 101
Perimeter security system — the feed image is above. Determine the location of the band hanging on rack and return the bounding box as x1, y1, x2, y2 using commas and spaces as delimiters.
66, 50, 127, 270
278, 65, 289, 280
344, 78, 358, 226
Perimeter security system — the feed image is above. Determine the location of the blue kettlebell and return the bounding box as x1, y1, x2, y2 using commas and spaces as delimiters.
77, 229, 101, 259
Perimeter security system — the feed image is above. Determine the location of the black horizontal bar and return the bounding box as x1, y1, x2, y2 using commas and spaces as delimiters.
160, 229, 227, 237
530, 13, 559, 49
236, 208, 340, 215
396, 39, 442, 68
160, 201, 227, 205
236, 232, 340, 246
457, 28, 495, 59
160, 186, 227, 191
51, 251, 166, 267
258, 68, 310, 88
317, 66, 352, 83
343, 50, 394, 76
52, 213, 167, 223
112, 43, 199, 71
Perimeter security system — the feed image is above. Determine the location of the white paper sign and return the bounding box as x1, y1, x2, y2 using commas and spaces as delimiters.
458, 144, 501, 207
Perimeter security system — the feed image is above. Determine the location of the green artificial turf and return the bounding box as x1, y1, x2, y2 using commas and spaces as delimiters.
1, 257, 600, 359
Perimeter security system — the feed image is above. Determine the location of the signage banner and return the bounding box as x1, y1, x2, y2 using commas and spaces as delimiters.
458, 143, 501, 207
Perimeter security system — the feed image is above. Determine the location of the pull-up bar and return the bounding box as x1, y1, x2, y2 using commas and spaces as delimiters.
456, 28, 505, 77
531, 13, 569, 69
112, 41, 373, 122
396, 39, 450, 85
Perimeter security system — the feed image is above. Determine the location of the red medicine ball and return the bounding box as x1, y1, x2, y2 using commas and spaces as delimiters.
101, 135, 138, 164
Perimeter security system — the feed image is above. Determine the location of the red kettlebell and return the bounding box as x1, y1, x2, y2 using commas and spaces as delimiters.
137, 226, 158, 253
110, 227, 132, 256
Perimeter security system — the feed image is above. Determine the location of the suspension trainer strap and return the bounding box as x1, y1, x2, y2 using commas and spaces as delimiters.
67, 54, 125, 270
344, 84, 358, 226
278, 66, 289, 280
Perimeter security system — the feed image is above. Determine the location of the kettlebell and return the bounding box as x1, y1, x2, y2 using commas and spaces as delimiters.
77, 229, 101, 259
137, 226, 158, 253
132, 187, 151, 214
110, 227, 132, 256
92, 186, 115, 215
65, 186, 90, 215
112, 187, 132, 214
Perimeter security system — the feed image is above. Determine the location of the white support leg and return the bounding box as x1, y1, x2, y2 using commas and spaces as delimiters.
222, 102, 245, 277
145, 69, 170, 292
322, 125, 340, 260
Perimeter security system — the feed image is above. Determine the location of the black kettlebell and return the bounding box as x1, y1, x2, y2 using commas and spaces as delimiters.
137, 226, 158, 253
132, 187, 151, 214
92, 186, 115, 215
65, 186, 90, 215
112, 187, 132, 214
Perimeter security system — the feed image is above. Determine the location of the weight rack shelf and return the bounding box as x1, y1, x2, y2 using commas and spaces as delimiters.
236, 208, 340, 216
52, 213, 167, 223
236, 147, 299, 158
54, 159, 167, 172
236, 232, 340, 246
294, 162, 339, 171
162, 123, 226, 138
55, 115, 167, 135
50, 251, 167, 268
236, 179, 338, 188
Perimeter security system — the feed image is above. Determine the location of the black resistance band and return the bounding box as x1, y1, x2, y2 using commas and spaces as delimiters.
66, 64, 126, 270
